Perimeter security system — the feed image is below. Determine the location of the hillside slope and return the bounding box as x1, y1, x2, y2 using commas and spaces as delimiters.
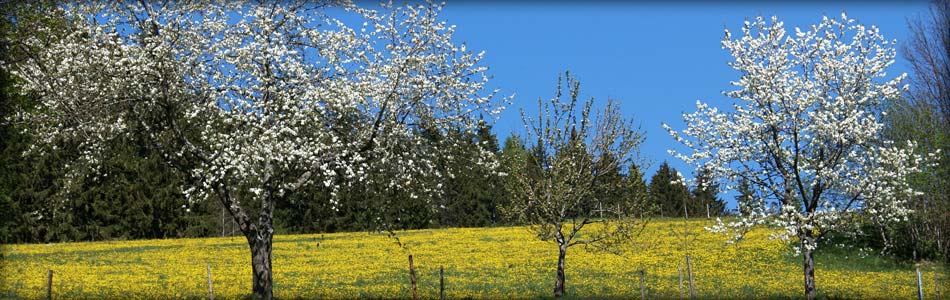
1, 219, 945, 299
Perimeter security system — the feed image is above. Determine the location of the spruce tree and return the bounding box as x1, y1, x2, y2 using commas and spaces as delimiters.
647, 162, 690, 218
691, 166, 725, 218
735, 177, 757, 216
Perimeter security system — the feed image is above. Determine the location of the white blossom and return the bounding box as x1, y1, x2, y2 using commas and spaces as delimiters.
664, 14, 935, 253
5, 1, 506, 212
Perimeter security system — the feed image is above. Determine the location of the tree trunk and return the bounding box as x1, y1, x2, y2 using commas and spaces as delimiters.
802, 237, 817, 300
249, 233, 274, 300
221, 207, 227, 237
554, 243, 568, 297
218, 186, 275, 300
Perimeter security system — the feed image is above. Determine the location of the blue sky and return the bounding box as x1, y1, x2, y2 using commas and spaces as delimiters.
433, 1, 931, 208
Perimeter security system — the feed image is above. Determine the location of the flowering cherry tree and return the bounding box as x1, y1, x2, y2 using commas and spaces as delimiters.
4, 1, 503, 299
664, 14, 935, 300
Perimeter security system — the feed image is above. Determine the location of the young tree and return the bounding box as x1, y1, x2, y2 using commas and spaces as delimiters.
506, 72, 648, 298
3, 2, 503, 299
665, 14, 935, 300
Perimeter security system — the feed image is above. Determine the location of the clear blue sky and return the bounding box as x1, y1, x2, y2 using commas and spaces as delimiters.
432, 1, 931, 209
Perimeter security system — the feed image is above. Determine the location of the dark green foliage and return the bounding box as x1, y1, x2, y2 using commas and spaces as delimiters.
0, 2, 216, 242
734, 177, 758, 216
271, 120, 508, 234
498, 135, 531, 223
0, 67, 31, 243
0, 3, 67, 242
647, 162, 691, 218
623, 163, 649, 216
646, 163, 723, 219
691, 166, 725, 218
0, 71, 214, 242
436, 121, 506, 228
274, 147, 440, 234
589, 153, 624, 216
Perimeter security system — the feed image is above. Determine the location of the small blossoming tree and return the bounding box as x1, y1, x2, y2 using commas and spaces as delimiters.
3, 1, 503, 299
664, 14, 936, 300
507, 72, 649, 298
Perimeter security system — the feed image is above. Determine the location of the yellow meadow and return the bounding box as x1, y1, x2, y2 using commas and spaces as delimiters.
1, 219, 946, 299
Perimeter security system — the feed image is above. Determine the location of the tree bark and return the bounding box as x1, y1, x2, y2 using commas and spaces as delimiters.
554, 243, 568, 297
249, 232, 274, 300
678, 265, 683, 300
218, 185, 274, 300
802, 236, 817, 300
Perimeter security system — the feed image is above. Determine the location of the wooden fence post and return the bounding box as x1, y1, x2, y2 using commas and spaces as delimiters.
207, 263, 214, 300
917, 267, 924, 300
638, 269, 646, 300
935, 272, 941, 300
439, 265, 445, 300
686, 255, 695, 300
678, 265, 684, 300
408, 255, 417, 300
46, 269, 53, 300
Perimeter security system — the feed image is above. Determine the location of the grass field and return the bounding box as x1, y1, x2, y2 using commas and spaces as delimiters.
1, 219, 947, 299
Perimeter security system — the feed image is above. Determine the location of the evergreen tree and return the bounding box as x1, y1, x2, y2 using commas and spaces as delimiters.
623, 163, 650, 217
0, 52, 34, 243
735, 177, 757, 216
436, 120, 504, 228
591, 153, 625, 218
499, 135, 530, 224
647, 162, 690, 218
475, 122, 506, 225
691, 166, 725, 218
0, 0, 57, 243
0, 3, 219, 242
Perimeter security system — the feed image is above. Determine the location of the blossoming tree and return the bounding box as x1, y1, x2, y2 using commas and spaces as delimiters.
507, 72, 649, 298
664, 14, 935, 300
3, 1, 502, 299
